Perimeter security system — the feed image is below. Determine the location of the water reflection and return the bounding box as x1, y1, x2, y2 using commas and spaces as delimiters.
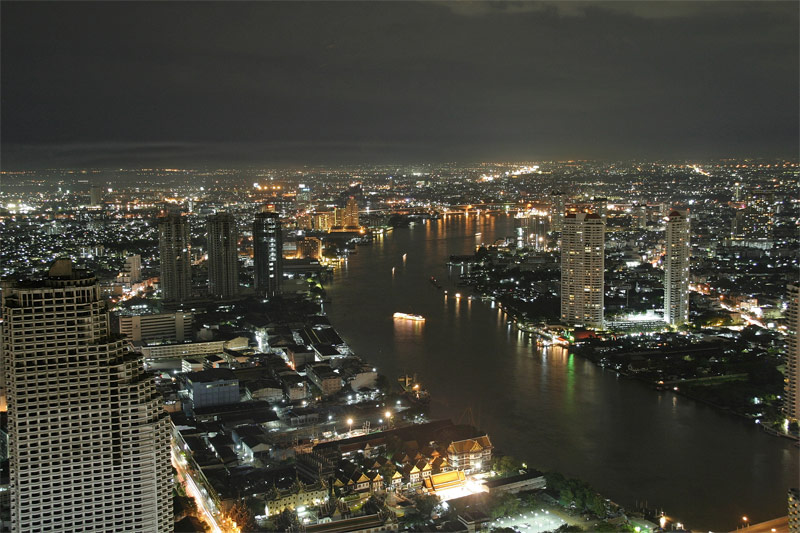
325, 216, 799, 530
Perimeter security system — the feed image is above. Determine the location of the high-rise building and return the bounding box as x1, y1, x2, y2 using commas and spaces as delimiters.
313, 211, 335, 232
1, 260, 172, 532
344, 197, 360, 228
89, 185, 104, 206
784, 284, 800, 424
634, 203, 648, 230
550, 191, 566, 233
158, 212, 192, 302
296, 236, 322, 260
664, 210, 691, 326
591, 197, 608, 223
514, 212, 549, 250
117, 254, 142, 286
296, 184, 312, 211
789, 488, 800, 533
254, 209, 283, 298
206, 212, 239, 298
561, 213, 605, 328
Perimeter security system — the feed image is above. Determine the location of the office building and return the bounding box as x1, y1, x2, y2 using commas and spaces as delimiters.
561, 213, 605, 328
664, 210, 691, 326
158, 212, 191, 302
296, 237, 322, 260
117, 311, 193, 343
206, 212, 239, 298
1, 260, 171, 532
254, 209, 283, 298
785, 284, 799, 424
344, 197, 360, 227
296, 184, 312, 210
89, 185, 104, 206
514, 212, 549, 250
186, 369, 240, 410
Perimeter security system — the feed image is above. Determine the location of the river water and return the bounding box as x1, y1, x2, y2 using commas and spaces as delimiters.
324, 214, 798, 530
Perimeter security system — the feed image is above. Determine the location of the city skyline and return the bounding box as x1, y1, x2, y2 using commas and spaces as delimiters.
1, 1, 798, 169
0, 1, 798, 531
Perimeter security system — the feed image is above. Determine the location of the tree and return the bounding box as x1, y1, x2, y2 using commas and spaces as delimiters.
493, 455, 522, 476
413, 494, 439, 518
272, 508, 300, 532
228, 501, 257, 532
378, 462, 397, 484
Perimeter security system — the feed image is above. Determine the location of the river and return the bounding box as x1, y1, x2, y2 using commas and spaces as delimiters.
323, 214, 798, 530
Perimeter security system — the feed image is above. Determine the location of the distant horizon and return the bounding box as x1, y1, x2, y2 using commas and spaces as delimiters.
1, 145, 798, 173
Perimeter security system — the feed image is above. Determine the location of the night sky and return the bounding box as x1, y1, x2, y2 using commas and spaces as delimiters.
1, 1, 797, 168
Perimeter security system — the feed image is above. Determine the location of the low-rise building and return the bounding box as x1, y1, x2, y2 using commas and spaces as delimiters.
446, 435, 492, 473
307, 364, 343, 397
186, 369, 240, 409
481, 471, 546, 494
118, 311, 192, 343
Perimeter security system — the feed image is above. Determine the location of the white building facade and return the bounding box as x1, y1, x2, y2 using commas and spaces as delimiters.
1, 260, 172, 532
664, 210, 691, 326
561, 213, 605, 328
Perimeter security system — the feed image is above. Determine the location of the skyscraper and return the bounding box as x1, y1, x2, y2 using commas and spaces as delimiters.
784, 284, 799, 424
158, 212, 192, 302
344, 197, 359, 228
254, 209, 283, 298
1, 260, 172, 532
561, 213, 605, 328
206, 212, 239, 298
550, 191, 566, 233
664, 210, 690, 326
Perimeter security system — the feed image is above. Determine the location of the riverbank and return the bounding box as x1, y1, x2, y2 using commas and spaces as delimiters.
324, 216, 799, 529
458, 264, 797, 442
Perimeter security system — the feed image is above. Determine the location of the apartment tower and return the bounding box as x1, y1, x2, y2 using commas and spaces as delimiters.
1, 260, 172, 532
785, 284, 799, 424
561, 212, 605, 328
206, 212, 239, 298
253, 209, 283, 298
158, 212, 191, 302
664, 210, 691, 326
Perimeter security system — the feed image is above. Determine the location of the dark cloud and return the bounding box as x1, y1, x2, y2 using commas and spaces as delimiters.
1, 1, 797, 168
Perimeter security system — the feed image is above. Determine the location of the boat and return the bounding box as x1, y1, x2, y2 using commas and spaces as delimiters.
393, 312, 425, 321
429, 276, 442, 289
398, 374, 431, 406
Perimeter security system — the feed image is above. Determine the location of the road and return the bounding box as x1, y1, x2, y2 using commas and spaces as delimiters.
172, 446, 225, 533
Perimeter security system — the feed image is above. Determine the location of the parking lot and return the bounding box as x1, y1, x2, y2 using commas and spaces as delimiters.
491, 509, 566, 533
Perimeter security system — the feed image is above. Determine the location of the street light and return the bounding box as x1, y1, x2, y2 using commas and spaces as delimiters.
347, 418, 353, 434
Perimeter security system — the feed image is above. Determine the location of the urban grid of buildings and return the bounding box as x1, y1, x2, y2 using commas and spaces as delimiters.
0, 159, 797, 531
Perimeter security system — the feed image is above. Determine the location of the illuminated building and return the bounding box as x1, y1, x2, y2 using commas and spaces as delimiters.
1, 260, 172, 532
550, 191, 566, 233
789, 488, 799, 533
296, 184, 312, 210
313, 211, 335, 232
664, 210, 690, 326
561, 213, 604, 328
785, 284, 799, 423
117, 311, 193, 343
89, 185, 104, 206
344, 197, 360, 227
296, 236, 322, 260
117, 254, 141, 286
254, 209, 283, 298
514, 212, 549, 250
206, 212, 239, 298
592, 197, 608, 223
158, 211, 191, 302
